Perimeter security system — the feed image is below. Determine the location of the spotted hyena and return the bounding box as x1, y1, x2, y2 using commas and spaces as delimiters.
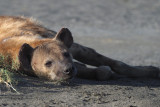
0, 16, 159, 81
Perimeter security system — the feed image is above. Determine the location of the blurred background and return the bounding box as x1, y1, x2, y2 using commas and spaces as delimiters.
0, 0, 160, 67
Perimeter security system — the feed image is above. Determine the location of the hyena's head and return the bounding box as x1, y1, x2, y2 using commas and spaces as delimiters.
18, 28, 77, 81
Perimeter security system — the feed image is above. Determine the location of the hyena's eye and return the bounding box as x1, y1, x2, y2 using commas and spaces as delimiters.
45, 61, 53, 67
63, 52, 70, 57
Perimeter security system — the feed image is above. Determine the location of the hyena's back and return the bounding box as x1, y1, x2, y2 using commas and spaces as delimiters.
0, 16, 56, 41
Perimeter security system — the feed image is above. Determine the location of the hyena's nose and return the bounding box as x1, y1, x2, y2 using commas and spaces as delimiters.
63, 67, 74, 74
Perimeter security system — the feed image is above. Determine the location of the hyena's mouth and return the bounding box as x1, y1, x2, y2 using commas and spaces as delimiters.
51, 66, 77, 82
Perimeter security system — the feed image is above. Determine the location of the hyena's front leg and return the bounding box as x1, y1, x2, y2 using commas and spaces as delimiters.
74, 62, 112, 80
70, 43, 160, 78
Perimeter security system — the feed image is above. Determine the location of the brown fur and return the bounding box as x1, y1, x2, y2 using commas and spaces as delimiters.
0, 16, 159, 81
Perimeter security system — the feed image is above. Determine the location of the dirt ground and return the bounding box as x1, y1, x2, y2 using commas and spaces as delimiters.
0, 0, 160, 107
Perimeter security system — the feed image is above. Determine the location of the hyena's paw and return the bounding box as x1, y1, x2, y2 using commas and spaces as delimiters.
134, 66, 160, 78
95, 66, 112, 81
148, 66, 160, 78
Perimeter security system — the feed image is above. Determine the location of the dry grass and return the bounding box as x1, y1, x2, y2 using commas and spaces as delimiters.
0, 55, 20, 94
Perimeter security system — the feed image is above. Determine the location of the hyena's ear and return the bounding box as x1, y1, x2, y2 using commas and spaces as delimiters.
54, 28, 73, 48
19, 43, 33, 72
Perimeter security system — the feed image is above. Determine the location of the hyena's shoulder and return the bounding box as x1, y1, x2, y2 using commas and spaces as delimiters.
0, 16, 57, 41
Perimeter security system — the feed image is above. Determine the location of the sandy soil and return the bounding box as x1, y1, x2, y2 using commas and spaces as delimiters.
0, 0, 160, 107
